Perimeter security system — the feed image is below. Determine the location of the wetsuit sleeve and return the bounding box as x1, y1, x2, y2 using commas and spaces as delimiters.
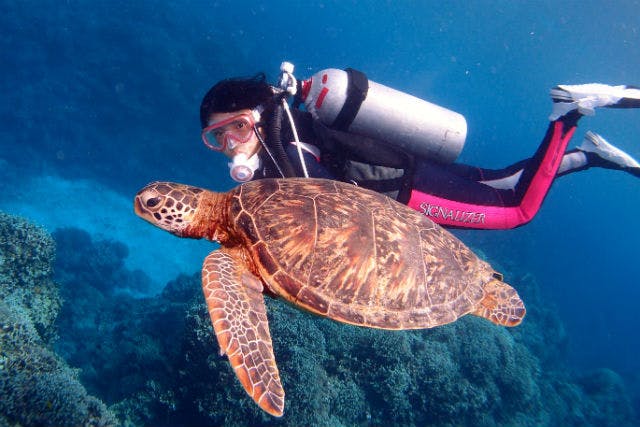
407, 116, 578, 229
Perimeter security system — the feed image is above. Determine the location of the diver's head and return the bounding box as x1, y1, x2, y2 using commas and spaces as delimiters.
200, 74, 275, 182
200, 73, 274, 128
200, 74, 275, 159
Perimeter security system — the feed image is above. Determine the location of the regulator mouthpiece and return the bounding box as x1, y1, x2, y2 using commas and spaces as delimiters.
229, 153, 261, 182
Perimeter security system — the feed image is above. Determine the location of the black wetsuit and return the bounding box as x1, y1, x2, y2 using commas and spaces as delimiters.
254, 109, 633, 229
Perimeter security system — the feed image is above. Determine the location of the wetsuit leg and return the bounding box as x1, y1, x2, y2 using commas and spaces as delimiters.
557, 149, 640, 178
438, 159, 530, 191
452, 144, 635, 183
407, 112, 580, 229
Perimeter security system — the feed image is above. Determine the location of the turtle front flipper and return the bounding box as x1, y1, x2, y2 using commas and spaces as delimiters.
202, 248, 285, 417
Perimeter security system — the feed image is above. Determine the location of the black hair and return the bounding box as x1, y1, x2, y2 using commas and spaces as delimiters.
199, 73, 275, 128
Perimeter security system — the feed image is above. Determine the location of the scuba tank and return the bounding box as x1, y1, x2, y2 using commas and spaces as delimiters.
298, 68, 467, 163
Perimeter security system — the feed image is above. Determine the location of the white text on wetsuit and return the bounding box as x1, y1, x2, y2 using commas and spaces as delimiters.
419, 202, 486, 224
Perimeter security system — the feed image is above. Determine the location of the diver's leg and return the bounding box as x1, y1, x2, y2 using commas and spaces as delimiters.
445, 111, 580, 190
556, 131, 640, 178
407, 159, 517, 229
549, 84, 640, 120
407, 84, 640, 229
460, 83, 640, 181
445, 160, 528, 192
454, 132, 640, 184
408, 115, 578, 229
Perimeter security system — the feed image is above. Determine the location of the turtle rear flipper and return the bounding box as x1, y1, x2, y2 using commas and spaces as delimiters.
202, 248, 285, 417
472, 279, 526, 327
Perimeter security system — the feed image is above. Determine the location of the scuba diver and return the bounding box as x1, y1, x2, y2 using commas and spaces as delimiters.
199, 63, 640, 230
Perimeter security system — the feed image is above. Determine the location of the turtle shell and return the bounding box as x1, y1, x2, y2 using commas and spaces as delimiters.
229, 178, 495, 330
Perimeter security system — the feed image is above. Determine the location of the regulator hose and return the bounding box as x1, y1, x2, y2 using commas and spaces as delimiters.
267, 102, 296, 178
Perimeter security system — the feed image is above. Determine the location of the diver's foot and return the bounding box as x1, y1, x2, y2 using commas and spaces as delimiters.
549, 84, 640, 120
578, 131, 640, 171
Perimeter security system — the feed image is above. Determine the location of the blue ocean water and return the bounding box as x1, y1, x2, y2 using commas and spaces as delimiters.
2, 0, 640, 425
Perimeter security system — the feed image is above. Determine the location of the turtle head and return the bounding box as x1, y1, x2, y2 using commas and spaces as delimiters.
134, 181, 206, 238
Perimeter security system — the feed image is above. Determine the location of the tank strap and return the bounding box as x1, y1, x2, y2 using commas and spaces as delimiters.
331, 68, 369, 131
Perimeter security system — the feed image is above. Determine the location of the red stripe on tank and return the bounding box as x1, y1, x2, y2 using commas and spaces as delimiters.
300, 78, 312, 101
315, 87, 329, 109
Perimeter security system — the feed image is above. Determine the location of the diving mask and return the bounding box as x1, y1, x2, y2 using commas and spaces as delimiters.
202, 109, 261, 152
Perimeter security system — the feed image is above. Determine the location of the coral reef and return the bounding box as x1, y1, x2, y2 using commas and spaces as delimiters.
55, 272, 194, 405
58, 260, 637, 426
163, 294, 635, 427
53, 227, 151, 296
5, 219, 632, 426
0, 212, 116, 426
0, 211, 60, 341
0, 300, 116, 427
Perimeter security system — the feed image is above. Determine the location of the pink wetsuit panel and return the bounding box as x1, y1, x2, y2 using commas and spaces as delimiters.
408, 121, 576, 229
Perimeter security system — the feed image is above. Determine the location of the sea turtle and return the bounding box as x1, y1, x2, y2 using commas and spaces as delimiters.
134, 178, 525, 417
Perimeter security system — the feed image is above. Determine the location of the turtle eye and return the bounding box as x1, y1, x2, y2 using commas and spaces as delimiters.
146, 197, 161, 208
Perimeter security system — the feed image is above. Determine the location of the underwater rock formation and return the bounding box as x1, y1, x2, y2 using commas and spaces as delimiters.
0, 212, 116, 426
162, 292, 635, 427
53, 227, 151, 296
55, 234, 637, 427
5, 217, 636, 426
0, 212, 60, 341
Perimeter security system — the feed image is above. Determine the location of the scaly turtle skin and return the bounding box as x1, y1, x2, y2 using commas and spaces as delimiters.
134, 178, 525, 417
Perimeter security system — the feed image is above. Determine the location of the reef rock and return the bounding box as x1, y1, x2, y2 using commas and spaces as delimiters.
0, 211, 116, 427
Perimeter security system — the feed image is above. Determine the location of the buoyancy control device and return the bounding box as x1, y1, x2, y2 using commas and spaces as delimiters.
297, 68, 467, 163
